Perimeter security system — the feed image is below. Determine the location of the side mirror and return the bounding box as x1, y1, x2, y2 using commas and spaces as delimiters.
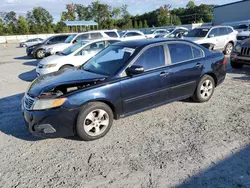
73, 39, 78, 44
208, 34, 215, 38
126, 65, 144, 76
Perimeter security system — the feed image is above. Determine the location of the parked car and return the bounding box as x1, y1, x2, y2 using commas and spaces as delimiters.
26, 34, 70, 59
184, 26, 238, 55
22, 39, 226, 141
230, 38, 250, 69
20, 38, 44, 47
119, 30, 147, 40
144, 29, 168, 38
36, 38, 122, 76
155, 27, 188, 38
44, 30, 119, 56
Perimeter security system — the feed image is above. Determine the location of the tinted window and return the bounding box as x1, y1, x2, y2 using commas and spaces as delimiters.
65, 34, 77, 43
133, 46, 165, 71
77, 34, 89, 41
168, 43, 193, 64
219, 27, 229, 36
192, 46, 202, 59
50, 36, 61, 43
62, 42, 86, 55
125, 32, 141, 37
209, 28, 219, 37
90, 33, 103, 39
104, 31, 119, 38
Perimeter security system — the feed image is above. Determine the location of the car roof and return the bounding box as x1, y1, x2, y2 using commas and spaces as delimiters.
113, 38, 188, 48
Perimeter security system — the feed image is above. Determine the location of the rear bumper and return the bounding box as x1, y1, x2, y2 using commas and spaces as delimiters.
22, 102, 80, 138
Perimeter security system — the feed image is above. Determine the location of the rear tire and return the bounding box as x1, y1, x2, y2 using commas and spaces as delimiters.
224, 43, 233, 55
230, 60, 244, 69
192, 75, 215, 103
76, 102, 114, 141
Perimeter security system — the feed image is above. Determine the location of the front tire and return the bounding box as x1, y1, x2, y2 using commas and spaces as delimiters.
230, 60, 244, 69
35, 49, 45, 59
192, 75, 215, 103
224, 43, 233, 55
76, 102, 114, 141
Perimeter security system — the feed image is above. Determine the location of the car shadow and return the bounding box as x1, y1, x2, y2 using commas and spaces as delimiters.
0, 93, 43, 141
177, 145, 250, 188
18, 68, 37, 82
23, 60, 39, 67
14, 56, 33, 60
227, 65, 250, 82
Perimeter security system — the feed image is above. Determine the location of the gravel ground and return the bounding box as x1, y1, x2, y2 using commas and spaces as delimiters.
0, 45, 250, 188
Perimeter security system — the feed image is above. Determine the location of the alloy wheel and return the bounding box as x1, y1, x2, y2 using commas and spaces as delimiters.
83, 109, 109, 137
200, 80, 213, 99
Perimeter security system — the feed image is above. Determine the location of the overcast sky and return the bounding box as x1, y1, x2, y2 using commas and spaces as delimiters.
1, 0, 237, 22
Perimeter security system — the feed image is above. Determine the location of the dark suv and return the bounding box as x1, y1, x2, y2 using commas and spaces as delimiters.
26, 34, 70, 59
22, 39, 226, 141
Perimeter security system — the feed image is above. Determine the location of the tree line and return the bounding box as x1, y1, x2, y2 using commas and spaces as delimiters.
0, 0, 214, 35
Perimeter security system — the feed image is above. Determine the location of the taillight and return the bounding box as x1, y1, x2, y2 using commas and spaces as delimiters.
222, 57, 227, 64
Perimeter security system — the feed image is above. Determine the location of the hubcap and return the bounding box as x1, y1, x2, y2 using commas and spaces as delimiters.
37, 50, 44, 58
226, 44, 233, 54
200, 80, 213, 99
83, 109, 109, 136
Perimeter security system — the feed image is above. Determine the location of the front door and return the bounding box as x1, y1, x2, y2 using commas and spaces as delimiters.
121, 45, 171, 114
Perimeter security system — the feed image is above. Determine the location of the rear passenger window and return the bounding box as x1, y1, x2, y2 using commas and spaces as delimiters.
133, 46, 165, 71
168, 43, 193, 64
192, 46, 202, 58
104, 32, 119, 38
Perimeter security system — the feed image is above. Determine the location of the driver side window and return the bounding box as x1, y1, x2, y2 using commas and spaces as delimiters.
133, 45, 165, 71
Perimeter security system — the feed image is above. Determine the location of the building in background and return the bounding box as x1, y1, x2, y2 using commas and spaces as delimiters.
213, 0, 250, 25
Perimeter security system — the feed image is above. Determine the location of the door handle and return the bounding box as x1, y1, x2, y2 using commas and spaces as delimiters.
159, 71, 169, 77
196, 63, 203, 68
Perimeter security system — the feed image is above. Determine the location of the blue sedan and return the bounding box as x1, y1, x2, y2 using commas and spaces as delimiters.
22, 39, 227, 141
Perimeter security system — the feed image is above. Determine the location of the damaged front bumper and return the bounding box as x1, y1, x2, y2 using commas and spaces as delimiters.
22, 104, 80, 138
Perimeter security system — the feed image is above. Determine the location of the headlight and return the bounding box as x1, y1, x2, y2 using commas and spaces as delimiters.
234, 44, 242, 52
33, 98, 67, 110
39, 63, 57, 68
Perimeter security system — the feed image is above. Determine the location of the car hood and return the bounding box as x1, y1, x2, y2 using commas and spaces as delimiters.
241, 38, 250, 45
237, 31, 250, 36
39, 54, 68, 65
28, 69, 108, 97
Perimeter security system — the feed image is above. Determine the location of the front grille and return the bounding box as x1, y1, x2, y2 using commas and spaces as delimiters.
237, 36, 249, 41
24, 94, 35, 110
240, 47, 250, 56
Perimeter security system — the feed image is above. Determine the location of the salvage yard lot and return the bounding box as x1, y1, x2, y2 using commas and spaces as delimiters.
0, 45, 250, 188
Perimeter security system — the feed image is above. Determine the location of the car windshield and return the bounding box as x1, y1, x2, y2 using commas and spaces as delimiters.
65, 34, 77, 43
185, 28, 210, 37
82, 45, 135, 76
61, 42, 87, 56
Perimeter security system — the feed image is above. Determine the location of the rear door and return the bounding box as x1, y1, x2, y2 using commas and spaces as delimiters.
121, 45, 171, 114
167, 42, 204, 99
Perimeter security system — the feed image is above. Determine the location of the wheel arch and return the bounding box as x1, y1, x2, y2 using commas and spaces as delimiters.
203, 72, 218, 87
59, 64, 74, 70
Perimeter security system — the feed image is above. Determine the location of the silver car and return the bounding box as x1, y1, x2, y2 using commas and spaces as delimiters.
20, 38, 44, 47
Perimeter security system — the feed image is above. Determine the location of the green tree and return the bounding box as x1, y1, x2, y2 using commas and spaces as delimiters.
4, 11, 17, 34
171, 15, 181, 25
143, 20, 148, 28
17, 16, 29, 34
139, 20, 143, 28
0, 19, 3, 35
55, 21, 69, 33
75, 4, 91, 20
26, 7, 53, 33
134, 20, 138, 28
186, 1, 196, 9
157, 6, 170, 26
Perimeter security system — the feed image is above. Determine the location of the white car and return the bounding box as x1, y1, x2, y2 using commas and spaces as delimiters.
119, 30, 147, 41
36, 38, 121, 76
154, 27, 189, 38
184, 26, 238, 55
44, 30, 119, 56
144, 29, 168, 38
